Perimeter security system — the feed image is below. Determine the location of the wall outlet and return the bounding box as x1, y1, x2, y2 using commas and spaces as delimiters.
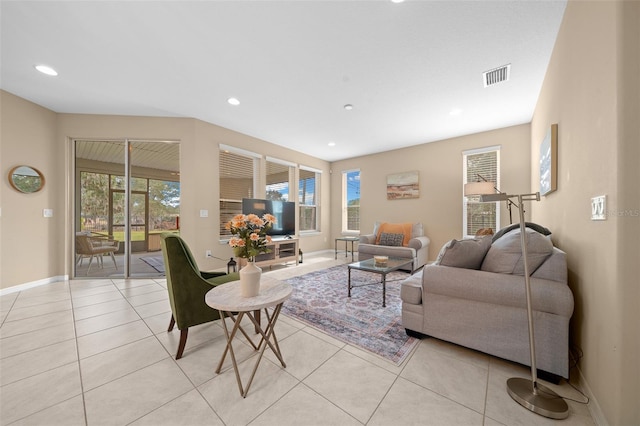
591, 195, 606, 220
205, 250, 212, 257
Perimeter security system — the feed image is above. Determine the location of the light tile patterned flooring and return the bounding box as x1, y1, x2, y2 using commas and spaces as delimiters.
1, 251, 595, 425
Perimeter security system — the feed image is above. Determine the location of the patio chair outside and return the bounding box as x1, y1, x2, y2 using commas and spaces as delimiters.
75, 233, 120, 274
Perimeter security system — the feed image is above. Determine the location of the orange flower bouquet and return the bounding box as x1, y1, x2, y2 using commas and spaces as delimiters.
226, 213, 276, 260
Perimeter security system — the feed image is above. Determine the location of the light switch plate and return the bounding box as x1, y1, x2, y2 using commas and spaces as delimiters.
199, 209, 208, 218
591, 195, 606, 220
43, 208, 54, 218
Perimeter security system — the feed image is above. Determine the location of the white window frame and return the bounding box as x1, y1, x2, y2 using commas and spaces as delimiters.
298, 165, 321, 233
341, 169, 360, 235
463, 146, 501, 238
265, 156, 295, 202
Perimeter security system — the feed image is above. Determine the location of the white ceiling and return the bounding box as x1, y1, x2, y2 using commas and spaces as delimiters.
1, 0, 566, 162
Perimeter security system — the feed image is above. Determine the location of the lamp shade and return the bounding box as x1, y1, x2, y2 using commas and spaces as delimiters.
464, 181, 495, 196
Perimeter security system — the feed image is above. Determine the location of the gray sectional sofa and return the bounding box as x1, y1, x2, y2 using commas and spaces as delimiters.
400, 227, 574, 379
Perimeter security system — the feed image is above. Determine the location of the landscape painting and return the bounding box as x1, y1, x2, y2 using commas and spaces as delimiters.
387, 171, 419, 200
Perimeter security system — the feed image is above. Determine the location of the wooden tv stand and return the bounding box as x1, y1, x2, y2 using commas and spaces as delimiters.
237, 237, 299, 269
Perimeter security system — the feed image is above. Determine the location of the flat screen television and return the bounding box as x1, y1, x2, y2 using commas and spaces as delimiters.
242, 198, 296, 237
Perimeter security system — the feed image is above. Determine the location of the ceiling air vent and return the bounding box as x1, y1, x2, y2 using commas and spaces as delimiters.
483, 64, 511, 87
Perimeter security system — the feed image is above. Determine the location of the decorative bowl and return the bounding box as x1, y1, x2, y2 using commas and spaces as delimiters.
374, 255, 388, 266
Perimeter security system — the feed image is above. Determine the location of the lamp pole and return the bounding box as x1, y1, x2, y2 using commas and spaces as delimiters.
504, 192, 569, 419
466, 183, 570, 419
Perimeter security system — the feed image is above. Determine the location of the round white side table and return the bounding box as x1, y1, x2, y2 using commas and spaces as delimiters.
205, 278, 292, 398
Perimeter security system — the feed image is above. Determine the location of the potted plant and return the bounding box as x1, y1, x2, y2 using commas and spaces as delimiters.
226, 213, 276, 296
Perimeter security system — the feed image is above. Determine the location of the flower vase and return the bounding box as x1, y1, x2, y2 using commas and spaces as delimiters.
239, 260, 262, 297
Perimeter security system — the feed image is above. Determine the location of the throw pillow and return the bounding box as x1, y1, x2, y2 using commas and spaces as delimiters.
379, 232, 404, 247
375, 222, 413, 247
434, 236, 492, 269
481, 228, 554, 275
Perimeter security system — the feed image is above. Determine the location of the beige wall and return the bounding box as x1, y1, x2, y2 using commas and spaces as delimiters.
330, 124, 531, 260
0, 92, 330, 289
1, 91, 64, 287
617, 2, 640, 423
1, 89, 530, 286
531, 1, 639, 425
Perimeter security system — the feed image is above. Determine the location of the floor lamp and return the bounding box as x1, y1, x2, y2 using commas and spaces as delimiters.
464, 182, 569, 420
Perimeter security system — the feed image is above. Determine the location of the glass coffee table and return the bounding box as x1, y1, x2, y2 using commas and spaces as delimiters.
347, 257, 413, 307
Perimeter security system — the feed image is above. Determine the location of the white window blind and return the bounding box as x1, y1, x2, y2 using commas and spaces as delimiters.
463, 147, 500, 237
219, 148, 257, 239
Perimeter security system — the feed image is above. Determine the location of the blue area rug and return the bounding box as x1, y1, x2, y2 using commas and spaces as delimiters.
282, 265, 418, 365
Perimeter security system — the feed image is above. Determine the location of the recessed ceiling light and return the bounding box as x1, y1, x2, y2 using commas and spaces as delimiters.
34, 65, 58, 76
391, 0, 405, 3
328, 142, 336, 147
227, 97, 240, 106
344, 104, 353, 111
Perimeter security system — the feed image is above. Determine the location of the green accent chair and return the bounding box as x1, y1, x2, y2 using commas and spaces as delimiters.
160, 233, 239, 359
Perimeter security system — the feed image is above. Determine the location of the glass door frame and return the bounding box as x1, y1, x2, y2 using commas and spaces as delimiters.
73, 138, 180, 279
110, 189, 150, 256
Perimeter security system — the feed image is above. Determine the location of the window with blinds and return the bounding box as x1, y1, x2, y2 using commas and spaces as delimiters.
463, 147, 500, 237
299, 168, 319, 232
219, 148, 257, 239
266, 159, 291, 201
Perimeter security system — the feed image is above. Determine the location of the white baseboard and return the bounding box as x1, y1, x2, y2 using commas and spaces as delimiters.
575, 365, 608, 426
0, 275, 69, 296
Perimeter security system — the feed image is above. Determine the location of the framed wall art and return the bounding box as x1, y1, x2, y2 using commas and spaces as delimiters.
539, 123, 558, 196
386, 171, 419, 200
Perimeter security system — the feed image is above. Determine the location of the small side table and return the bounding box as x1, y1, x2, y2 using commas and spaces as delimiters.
205, 278, 292, 398
335, 236, 359, 262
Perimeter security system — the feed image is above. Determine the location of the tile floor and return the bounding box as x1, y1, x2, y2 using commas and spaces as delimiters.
1, 251, 595, 425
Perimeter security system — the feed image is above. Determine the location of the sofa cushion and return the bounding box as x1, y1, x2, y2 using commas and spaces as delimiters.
481, 228, 554, 275
434, 236, 492, 269
375, 222, 413, 247
379, 232, 404, 246
359, 243, 415, 258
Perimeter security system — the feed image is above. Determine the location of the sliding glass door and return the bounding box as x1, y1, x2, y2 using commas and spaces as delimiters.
74, 139, 180, 278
